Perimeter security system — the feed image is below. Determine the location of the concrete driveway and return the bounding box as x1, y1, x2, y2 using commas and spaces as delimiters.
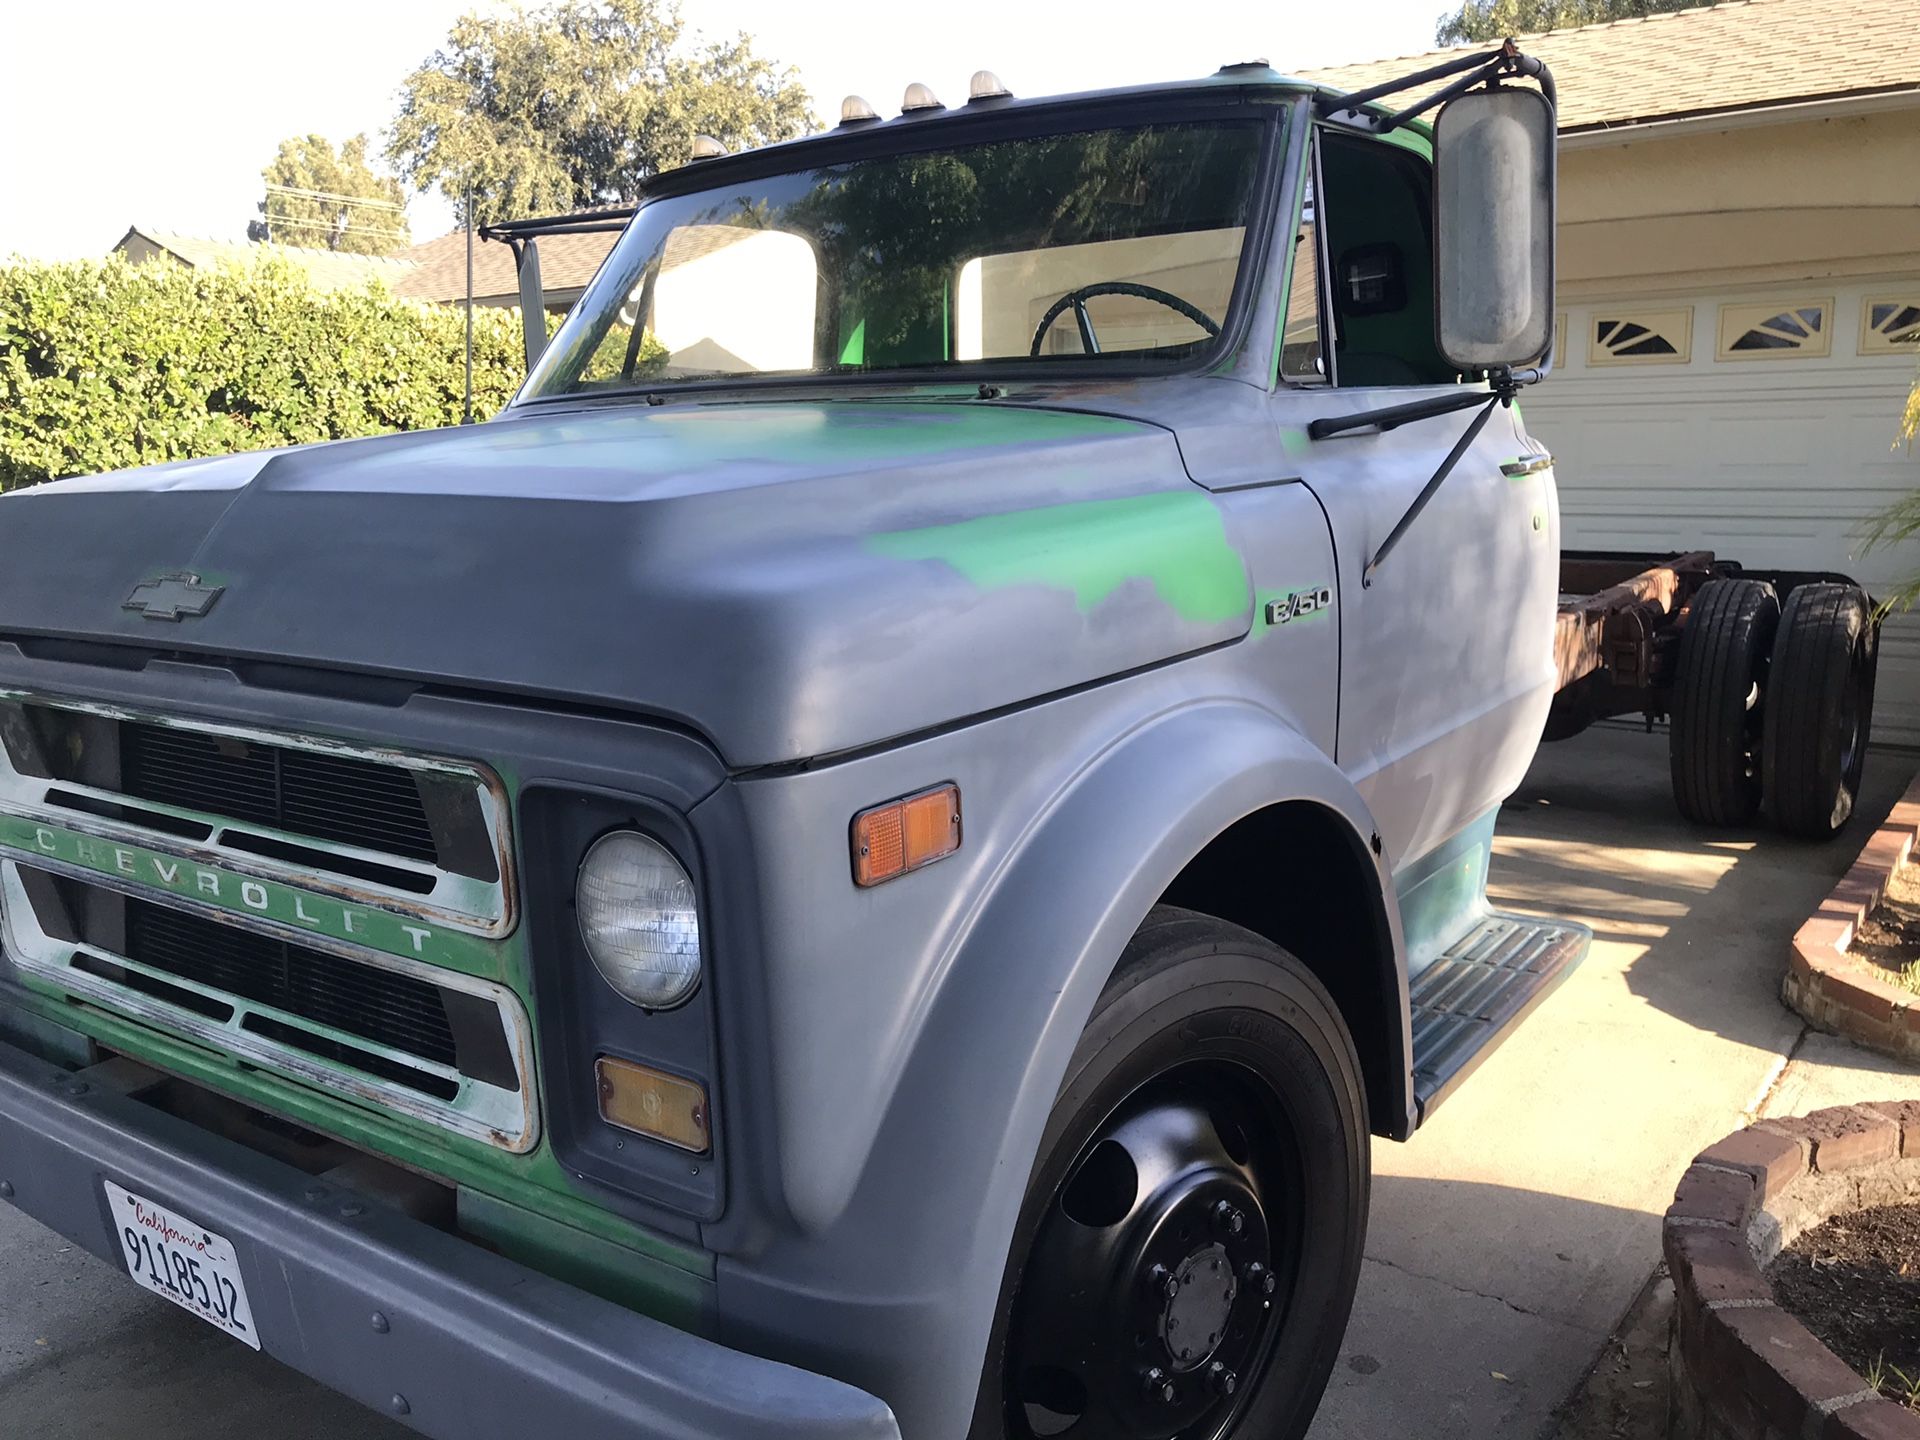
1311, 725, 1920, 1440
4, 724, 1918, 1439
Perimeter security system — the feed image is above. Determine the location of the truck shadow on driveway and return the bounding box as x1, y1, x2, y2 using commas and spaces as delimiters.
1491, 723, 1914, 1056
1317, 1173, 1664, 1440
6, 1172, 1649, 1440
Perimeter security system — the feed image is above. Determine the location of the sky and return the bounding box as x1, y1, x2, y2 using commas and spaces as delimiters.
0, 0, 1449, 263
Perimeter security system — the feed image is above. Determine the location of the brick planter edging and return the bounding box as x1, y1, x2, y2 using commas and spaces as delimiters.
1783, 770, 1920, 1062
1664, 1102, 1920, 1440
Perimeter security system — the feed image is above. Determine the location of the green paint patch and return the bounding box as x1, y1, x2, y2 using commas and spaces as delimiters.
458, 1186, 712, 1332
1395, 808, 1495, 966
870, 491, 1250, 624
0, 981, 712, 1281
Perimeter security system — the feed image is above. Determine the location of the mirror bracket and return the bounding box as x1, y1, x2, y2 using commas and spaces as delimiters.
1315, 40, 1557, 137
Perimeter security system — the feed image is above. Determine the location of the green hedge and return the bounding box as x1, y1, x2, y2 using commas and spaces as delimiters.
0, 255, 535, 491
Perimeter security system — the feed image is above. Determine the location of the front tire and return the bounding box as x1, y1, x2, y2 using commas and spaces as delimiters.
969, 906, 1369, 1440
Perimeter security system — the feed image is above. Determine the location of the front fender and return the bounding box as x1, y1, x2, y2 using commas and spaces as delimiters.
720, 690, 1402, 1440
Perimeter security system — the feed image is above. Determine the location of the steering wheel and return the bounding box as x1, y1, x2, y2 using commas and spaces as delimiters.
1028, 281, 1222, 357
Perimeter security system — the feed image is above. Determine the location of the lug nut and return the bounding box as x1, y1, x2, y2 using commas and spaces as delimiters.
1212, 1201, 1246, 1237
1142, 1367, 1176, 1404
1245, 1261, 1277, 1296
1145, 1263, 1179, 1301
1209, 1362, 1238, 1397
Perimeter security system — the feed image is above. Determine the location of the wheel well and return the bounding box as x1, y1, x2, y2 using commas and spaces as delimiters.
1158, 801, 1408, 1140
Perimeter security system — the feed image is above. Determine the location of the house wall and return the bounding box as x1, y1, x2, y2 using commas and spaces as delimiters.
115, 236, 175, 267
1526, 105, 1920, 744
1558, 107, 1920, 295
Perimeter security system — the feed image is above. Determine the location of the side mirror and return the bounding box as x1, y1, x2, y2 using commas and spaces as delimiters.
1433, 85, 1555, 372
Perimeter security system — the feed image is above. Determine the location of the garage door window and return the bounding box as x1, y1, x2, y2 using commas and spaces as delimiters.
1861, 298, 1920, 356
1587, 308, 1691, 366
1717, 300, 1833, 360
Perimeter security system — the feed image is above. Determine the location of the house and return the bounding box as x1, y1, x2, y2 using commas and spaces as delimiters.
1309, 0, 1920, 740
113, 221, 617, 314
393, 224, 618, 312
112, 226, 416, 294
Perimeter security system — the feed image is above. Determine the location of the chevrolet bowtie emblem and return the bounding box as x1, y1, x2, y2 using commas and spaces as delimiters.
123, 571, 224, 622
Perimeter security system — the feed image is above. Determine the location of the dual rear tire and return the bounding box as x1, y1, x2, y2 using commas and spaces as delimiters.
1668, 578, 1876, 839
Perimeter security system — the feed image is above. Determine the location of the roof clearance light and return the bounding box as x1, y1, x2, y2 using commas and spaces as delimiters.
969, 70, 1011, 101
689, 134, 728, 160
840, 94, 880, 124
901, 82, 944, 114
852, 783, 962, 887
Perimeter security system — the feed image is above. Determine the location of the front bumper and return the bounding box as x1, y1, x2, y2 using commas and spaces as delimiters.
0, 1034, 899, 1440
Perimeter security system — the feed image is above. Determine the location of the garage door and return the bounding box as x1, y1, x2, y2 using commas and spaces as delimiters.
1522, 280, 1920, 743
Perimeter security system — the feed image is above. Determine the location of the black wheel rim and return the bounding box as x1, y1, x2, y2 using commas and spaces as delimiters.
1002, 1062, 1301, 1439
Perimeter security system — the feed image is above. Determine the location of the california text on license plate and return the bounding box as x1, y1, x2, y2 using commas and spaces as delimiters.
103, 1179, 260, 1349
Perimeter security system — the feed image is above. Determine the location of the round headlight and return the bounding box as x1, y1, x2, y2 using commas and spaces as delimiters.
577, 831, 702, 1010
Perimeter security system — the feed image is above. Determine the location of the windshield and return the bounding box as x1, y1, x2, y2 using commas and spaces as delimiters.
519, 117, 1268, 399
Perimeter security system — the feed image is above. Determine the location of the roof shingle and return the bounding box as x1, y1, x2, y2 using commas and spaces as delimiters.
1302, 0, 1920, 132
395, 224, 620, 305
115, 226, 416, 293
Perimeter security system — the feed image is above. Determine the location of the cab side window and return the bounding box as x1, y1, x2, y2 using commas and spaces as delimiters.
1301, 130, 1457, 388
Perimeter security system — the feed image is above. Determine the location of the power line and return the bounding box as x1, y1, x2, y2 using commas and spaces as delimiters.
263, 182, 407, 213
260, 215, 411, 243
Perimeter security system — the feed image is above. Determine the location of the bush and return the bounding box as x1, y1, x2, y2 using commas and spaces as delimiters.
0, 254, 536, 490
1859, 369, 1920, 612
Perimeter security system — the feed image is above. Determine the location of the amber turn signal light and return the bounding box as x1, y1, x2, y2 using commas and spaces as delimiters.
852, 783, 961, 887
595, 1056, 710, 1154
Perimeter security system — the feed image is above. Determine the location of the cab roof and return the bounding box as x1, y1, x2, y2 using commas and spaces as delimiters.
634, 63, 1382, 199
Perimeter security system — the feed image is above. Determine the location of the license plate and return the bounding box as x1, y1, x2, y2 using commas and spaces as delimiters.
103, 1179, 260, 1349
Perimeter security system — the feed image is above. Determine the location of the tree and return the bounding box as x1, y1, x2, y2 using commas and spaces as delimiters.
386, 0, 814, 227
250, 135, 411, 254
1435, 0, 1729, 45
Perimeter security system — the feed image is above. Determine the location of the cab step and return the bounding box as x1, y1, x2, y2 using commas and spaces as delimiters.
1409, 912, 1590, 1124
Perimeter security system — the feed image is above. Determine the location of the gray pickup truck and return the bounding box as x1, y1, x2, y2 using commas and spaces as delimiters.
0, 49, 1585, 1440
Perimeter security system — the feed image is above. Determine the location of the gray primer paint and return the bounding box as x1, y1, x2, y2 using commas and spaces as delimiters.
0, 79, 1573, 1440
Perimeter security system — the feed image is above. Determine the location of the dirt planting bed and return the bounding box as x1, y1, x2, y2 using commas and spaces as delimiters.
1851, 866, 1920, 995
1663, 1103, 1920, 1439
1785, 773, 1920, 1062
1769, 1202, 1920, 1410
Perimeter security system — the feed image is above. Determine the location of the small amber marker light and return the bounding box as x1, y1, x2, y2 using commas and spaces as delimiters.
852, 783, 962, 887
596, 1056, 710, 1154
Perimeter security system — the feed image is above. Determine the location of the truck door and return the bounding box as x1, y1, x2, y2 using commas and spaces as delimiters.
1281, 127, 1560, 872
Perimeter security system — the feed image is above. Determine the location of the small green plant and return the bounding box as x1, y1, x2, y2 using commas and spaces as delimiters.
1866, 1353, 1920, 1410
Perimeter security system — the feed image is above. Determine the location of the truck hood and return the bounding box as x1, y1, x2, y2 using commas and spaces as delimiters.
0, 401, 1253, 765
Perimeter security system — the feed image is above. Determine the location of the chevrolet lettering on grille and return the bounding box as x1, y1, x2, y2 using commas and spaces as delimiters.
0, 816, 451, 966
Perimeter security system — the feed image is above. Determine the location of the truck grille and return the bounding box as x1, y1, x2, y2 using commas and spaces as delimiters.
2, 860, 531, 1145
124, 898, 457, 1069
0, 697, 511, 934
0, 696, 530, 1149
122, 723, 439, 865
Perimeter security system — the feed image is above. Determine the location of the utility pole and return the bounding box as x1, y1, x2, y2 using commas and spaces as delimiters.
463, 180, 475, 426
